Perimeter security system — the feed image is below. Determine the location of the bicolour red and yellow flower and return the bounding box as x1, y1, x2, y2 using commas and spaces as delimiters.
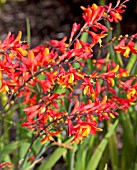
114, 34, 137, 57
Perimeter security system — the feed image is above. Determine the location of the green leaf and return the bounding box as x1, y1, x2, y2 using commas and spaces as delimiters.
134, 163, 137, 170
74, 138, 89, 170
26, 18, 31, 47
98, 146, 109, 170
120, 112, 136, 170
108, 121, 119, 170
37, 138, 73, 170
116, 52, 123, 67
105, 21, 115, 62
34, 141, 50, 162
126, 43, 137, 74
0, 140, 26, 160
86, 135, 96, 162
80, 32, 88, 42
86, 120, 119, 170
98, 0, 106, 5
19, 142, 31, 160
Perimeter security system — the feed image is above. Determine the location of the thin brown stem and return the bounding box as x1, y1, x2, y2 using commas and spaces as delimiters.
67, 23, 87, 49
19, 135, 38, 170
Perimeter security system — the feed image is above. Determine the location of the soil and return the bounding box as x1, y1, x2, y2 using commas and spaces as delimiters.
0, 0, 137, 48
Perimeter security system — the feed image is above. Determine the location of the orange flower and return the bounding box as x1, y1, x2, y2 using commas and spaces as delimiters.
88, 31, 107, 47
0, 31, 28, 58
81, 4, 105, 26
69, 22, 81, 43
114, 35, 137, 57
58, 65, 84, 89
105, 2, 127, 23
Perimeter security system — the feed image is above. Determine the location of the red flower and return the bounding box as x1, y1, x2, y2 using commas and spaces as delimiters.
49, 36, 68, 54
0, 162, 13, 169
87, 31, 107, 47
0, 31, 28, 57
81, 4, 105, 26
69, 22, 81, 43
68, 117, 102, 143
105, 1, 127, 23
58, 65, 84, 90
114, 37, 137, 57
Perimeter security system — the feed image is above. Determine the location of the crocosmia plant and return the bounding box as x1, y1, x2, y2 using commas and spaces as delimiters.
0, 0, 137, 169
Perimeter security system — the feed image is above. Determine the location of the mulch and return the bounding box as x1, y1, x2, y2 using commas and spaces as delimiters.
0, 0, 137, 48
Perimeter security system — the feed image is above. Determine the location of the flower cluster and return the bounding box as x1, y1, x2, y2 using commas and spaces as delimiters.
0, 0, 137, 144
0, 162, 13, 169
114, 34, 137, 57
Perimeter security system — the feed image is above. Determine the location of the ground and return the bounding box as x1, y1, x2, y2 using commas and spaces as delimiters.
0, 0, 137, 47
